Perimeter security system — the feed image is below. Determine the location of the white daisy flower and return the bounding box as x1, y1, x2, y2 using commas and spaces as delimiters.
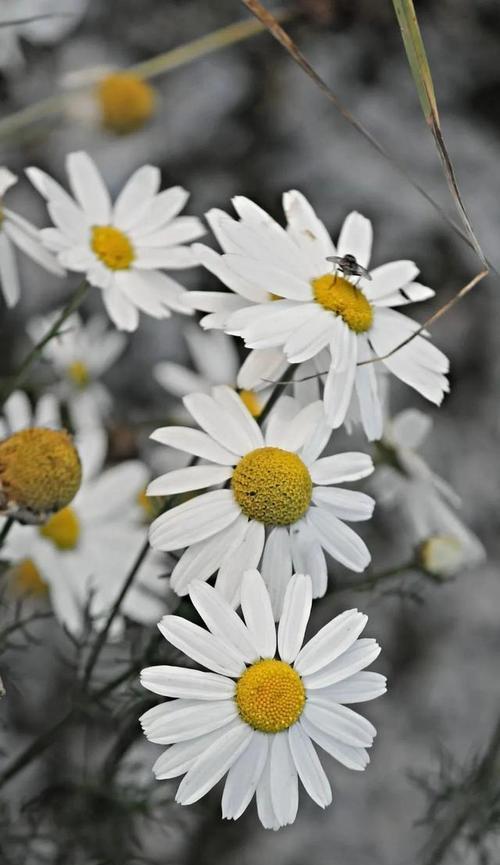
148, 385, 375, 617
189, 192, 449, 441
1, 405, 171, 635
0, 0, 88, 69
154, 324, 271, 420
0, 167, 64, 308
26, 151, 204, 331
140, 571, 386, 829
374, 408, 485, 573
27, 310, 126, 429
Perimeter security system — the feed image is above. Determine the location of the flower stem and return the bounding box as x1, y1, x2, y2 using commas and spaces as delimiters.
0, 280, 89, 409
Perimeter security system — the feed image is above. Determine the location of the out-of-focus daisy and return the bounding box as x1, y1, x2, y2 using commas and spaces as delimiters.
27, 310, 126, 429
140, 571, 386, 829
374, 408, 485, 574
0, 390, 81, 524
0, 168, 64, 308
2, 422, 172, 636
27, 151, 204, 331
154, 325, 271, 420
148, 385, 374, 616
189, 192, 448, 441
0, 0, 88, 69
60, 66, 157, 136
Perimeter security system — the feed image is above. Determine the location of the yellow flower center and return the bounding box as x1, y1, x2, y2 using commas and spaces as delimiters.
97, 73, 156, 135
39, 506, 80, 550
67, 360, 90, 389
91, 225, 135, 271
231, 446, 312, 526
235, 659, 306, 733
11, 558, 48, 597
238, 389, 262, 418
0, 428, 81, 521
312, 273, 373, 333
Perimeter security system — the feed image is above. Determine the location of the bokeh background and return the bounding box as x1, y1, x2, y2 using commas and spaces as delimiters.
1, 1, 499, 863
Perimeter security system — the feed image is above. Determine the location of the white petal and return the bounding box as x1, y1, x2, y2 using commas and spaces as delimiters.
283, 189, 335, 265
102, 283, 139, 332
0, 233, 19, 307
376, 281, 435, 307
256, 757, 281, 830
176, 722, 252, 805
150, 426, 238, 465
222, 733, 269, 820
170, 517, 248, 596
261, 527, 293, 620
4, 220, 64, 276
319, 671, 387, 703
307, 507, 371, 572
183, 391, 255, 457
264, 395, 300, 447
337, 211, 373, 269
147, 464, 233, 497
140, 698, 237, 744
26, 166, 87, 243
300, 414, 331, 466
112, 165, 161, 231
154, 362, 207, 397
0, 167, 17, 197
272, 400, 324, 452
310, 452, 374, 484
299, 715, 369, 771
365, 260, 419, 302
134, 245, 197, 270
66, 151, 111, 224
211, 385, 264, 450
312, 487, 375, 522
354, 337, 384, 441
140, 666, 235, 700
324, 330, 357, 429
240, 569, 276, 658
303, 638, 381, 689
295, 608, 367, 676
289, 520, 328, 598
194, 243, 269, 304
277, 574, 312, 662
158, 615, 246, 676
269, 733, 298, 827
190, 581, 258, 663
132, 186, 190, 237
149, 489, 240, 552
153, 728, 228, 779
188, 287, 248, 314
4, 390, 32, 431
115, 269, 172, 319
240, 304, 319, 351
283, 307, 334, 363
223, 254, 311, 302
136, 216, 204, 247
215, 520, 265, 608
237, 347, 288, 391
305, 698, 376, 747
288, 724, 332, 807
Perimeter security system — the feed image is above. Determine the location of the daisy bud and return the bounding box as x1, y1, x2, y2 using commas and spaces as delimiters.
0, 428, 82, 524
96, 73, 156, 135
418, 534, 464, 578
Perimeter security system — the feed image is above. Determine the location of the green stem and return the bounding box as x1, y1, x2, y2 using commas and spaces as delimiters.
0, 280, 89, 409
336, 560, 417, 593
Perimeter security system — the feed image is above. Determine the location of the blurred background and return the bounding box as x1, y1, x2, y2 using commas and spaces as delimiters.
0, 1, 499, 863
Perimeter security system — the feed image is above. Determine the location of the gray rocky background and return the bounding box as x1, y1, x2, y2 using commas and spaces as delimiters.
0, 1, 499, 863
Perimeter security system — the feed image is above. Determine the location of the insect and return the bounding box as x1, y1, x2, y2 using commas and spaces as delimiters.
326, 253, 372, 285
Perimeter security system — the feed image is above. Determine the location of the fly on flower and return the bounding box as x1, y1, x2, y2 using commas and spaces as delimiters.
326, 253, 373, 285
